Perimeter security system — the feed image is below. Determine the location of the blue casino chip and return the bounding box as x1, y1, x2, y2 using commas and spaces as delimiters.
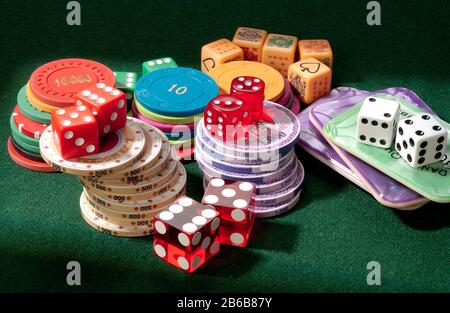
135, 67, 218, 117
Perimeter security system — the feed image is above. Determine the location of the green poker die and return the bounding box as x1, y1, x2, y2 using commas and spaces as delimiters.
142, 57, 178, 75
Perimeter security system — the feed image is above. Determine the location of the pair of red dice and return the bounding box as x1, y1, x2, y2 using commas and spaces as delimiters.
204, 76, 265, 141
152, 178, 256, 273
51, 83, 127, 159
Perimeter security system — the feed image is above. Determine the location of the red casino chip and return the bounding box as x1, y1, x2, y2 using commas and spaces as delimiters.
12, 105, 48, 140
7, 137, 59, 173
29, 58, 115, 107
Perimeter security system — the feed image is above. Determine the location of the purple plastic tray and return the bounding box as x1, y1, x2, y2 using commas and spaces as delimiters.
308, 87, 431, 208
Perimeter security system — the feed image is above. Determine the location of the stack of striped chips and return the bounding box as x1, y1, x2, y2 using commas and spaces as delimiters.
40, 117, 187, 237
195, 101, 304, 218
7, 58, 117, 172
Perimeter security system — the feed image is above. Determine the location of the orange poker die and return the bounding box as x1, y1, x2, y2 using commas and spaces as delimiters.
201, 39, 244, 73
298, 39, 333, 68
288, 57, 332, 105
262, 34, 298, 77
232, 27, 267, 62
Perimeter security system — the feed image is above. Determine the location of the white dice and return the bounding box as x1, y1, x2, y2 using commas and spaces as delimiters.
394, 113, 447, 167
357, 96, 400, 148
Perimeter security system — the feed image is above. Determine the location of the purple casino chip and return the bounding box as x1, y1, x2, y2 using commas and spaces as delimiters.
197, 150, 297, 184
196, 141, 295, 174
309, 87, 431, 208
196, 131, 293, 165
252, 160, 304, 206
201, 157, 300, 195
203, 159, 304, 207
197, 101, 301, 162
250, 189, 302, 218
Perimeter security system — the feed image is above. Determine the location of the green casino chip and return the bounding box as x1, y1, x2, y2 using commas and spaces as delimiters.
11, 129, 41, 154
17, 85, 51, 124
9, 113, 40, 147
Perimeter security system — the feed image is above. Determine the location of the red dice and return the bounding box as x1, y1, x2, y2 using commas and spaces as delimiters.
202, 178, 255, 247
231, 76, 265, 102
152, 197, 221, 273
74, 83, 127, 137
51, 105, 99, 159
231, 76, 265, 122
204, 94, 253, 141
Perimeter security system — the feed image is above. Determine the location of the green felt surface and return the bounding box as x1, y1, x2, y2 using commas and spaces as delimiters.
0, 0, 449, 293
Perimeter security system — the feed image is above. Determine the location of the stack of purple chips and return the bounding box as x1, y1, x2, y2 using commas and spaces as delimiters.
196, 101, 304, 218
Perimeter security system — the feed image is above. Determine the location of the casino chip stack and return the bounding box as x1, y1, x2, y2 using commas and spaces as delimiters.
7, 58, 117, 172
133, 63, 219, 162
39, 117, 187, 237
195, 101, 304, 218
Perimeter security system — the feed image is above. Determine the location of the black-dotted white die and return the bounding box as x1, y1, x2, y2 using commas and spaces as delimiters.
357, 96, 400, 148
394, 113, 448, 167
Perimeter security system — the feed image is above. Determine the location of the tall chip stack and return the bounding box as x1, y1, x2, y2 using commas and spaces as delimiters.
195, 101, 304, 218
7, 58, 116, 172
40, 117, 187, 237
133, 59, 219, 162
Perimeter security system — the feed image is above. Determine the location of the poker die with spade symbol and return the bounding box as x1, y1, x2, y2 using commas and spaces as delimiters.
288, 57, 332, 104
202, 178, 256, 247
357, 96, 400, 148
394, 113, 448, 168
152, 197, 221, 273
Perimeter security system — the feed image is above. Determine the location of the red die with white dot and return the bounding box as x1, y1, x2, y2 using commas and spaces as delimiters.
204, 94, 253, 141
230, 76, 265, 123
230, 76, 265, 102
74, 83, 127, 137
152, 197, 221, 273
51, 105, 99, 159
202, 178, 255, 247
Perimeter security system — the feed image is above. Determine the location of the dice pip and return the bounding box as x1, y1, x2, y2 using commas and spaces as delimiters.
232, 27, 267, 62
202, 178, 255, 247
201, 39, 244, 73
395, 113, 447, 167
262, 34, 298, 77
298, 39, 333, 68
357, 96, 400, 148
288, 58, 332, 104
152, 197, 221, 273
74, 83, 127, 137
51, 105, 99, 159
